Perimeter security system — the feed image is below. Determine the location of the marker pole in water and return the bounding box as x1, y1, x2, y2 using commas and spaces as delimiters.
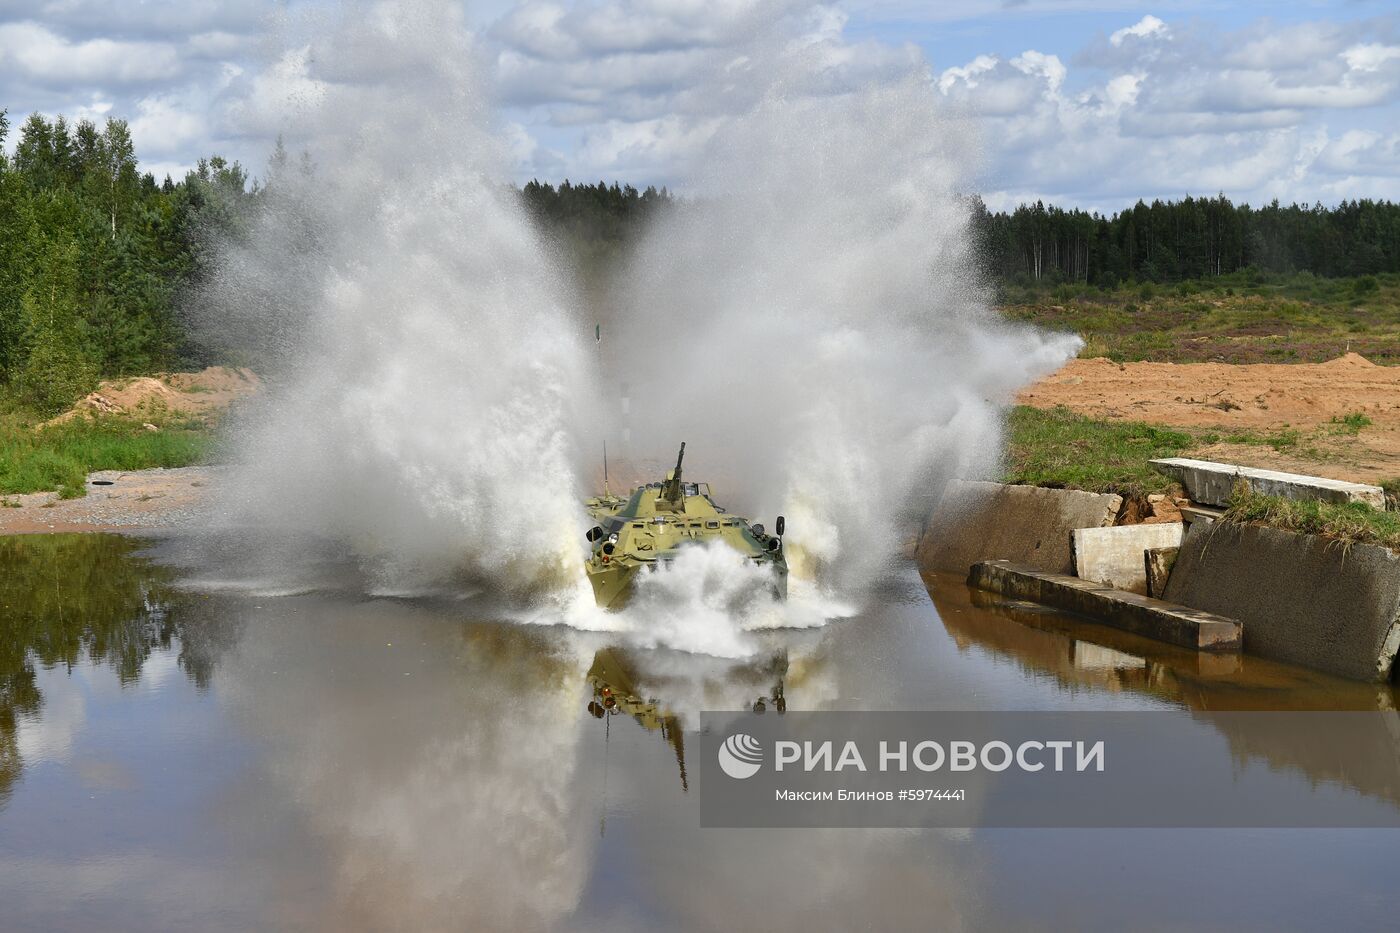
597, 323, 610, 496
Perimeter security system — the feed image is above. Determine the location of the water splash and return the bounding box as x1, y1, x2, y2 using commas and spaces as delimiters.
199, 0, 595, 597
195, 0, 1078, 645
601, 73, 1081, 594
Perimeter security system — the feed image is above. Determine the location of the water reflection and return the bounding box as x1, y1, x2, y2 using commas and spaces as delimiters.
0, 535, 232, 807
927, 570, 1400, 813
927, 570, 1400, 711
584, 647, 794, 793
4, 539, 1400, 929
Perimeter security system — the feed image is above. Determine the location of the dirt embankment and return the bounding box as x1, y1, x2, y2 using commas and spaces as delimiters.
44, 366, 261, 427
1019, 353, 1400, 484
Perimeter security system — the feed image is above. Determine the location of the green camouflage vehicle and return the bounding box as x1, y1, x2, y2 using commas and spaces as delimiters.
582, 442, 788, 609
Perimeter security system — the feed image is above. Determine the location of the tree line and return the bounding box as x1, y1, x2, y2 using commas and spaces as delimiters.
0, 110, 256, 412
972, 195, 1400, 287
4, 107, 1400, 413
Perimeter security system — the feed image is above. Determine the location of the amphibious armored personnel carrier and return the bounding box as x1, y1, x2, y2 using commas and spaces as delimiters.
582, 442, 788, 609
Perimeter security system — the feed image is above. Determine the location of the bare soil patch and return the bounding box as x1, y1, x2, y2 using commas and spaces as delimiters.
43, 366, 261, 428
1018, 353, 1400, 484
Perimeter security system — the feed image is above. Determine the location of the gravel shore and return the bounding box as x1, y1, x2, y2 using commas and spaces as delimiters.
0, 466, 220, 534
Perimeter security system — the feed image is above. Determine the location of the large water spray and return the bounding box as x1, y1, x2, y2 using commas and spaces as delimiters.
201, 1, 596, 596
199, 0, 1078, 631
606, 73, 1081, 595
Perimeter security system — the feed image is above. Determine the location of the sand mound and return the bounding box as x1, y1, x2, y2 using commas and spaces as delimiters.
45, 366, 262, 427
1320, 352, 1378, 369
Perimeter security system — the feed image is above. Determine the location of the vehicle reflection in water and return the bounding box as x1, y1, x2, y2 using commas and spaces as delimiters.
584, 647, 790, 793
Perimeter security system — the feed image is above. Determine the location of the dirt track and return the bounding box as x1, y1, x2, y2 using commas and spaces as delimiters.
1019, 353, 1400, 484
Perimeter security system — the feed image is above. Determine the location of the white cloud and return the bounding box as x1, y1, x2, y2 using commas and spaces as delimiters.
130, 95, 206, 157
1011, 50, 1066, 96
0, 21, 182, 86
4, 1, 1399, 209
1343, 43, 1400, 73
937, 54, 997, 93
1109, 14, 1167, 48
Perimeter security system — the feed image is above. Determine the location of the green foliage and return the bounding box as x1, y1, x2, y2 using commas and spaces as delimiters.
1223, 483, 1400, 551
971, 195, 1400, 286
0, 111, 256, 412
16, 236, 97, 413
0, 413, 213, 496
1003, 405, 1193, 495
519, 179, 673, 313
1329, 412, 1373, 433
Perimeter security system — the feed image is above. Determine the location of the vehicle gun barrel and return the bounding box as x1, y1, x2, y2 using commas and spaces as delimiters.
661, 441, 686, 504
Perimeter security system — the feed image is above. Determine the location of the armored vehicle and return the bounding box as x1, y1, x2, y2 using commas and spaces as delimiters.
582, 442, 788, 610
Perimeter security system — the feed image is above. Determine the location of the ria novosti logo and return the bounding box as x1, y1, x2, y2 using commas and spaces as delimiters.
718, 733, 764, 779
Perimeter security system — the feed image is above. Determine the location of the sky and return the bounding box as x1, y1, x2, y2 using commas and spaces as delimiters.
1, 0, 1397, 212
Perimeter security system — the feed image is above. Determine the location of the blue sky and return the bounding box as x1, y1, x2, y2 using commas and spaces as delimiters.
2, 0, 1397, 211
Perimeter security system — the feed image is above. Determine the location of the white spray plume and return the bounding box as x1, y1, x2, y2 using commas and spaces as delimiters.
196, 0, 1079, 629
200, 0, 595, 595
603, 69, 1081, 593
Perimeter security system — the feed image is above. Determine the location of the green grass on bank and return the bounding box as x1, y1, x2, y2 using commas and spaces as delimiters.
0, 410, 215, 499
1003, 405, 1194, 496
1005, 405, 1400, 549
1222, 483, 1400, 551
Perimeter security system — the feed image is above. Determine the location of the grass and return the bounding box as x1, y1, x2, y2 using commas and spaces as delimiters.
1007, 405, 1400, 549
1221, 427, 1303, 452
0, 406, 216, 498
1001, 271, 1400, 364
1003, 405, 1194, 496
1328, 411, 1373, 434
1222, 483, 1400, 551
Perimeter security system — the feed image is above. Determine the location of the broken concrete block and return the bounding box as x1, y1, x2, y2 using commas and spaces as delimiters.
916, 481, 1122, 575
1072, 523, 1185, 595
1149, 458, 1384, 509
1145, 546, 1179, 599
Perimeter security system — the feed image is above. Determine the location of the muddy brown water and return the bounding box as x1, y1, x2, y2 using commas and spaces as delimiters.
2, 535, 1399, 931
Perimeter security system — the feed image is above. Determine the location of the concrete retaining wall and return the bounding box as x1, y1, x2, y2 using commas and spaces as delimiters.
916, 481, 1122, 575
1164, 522, 1400, 681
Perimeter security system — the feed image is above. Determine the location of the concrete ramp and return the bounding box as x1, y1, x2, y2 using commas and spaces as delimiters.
1164, 522, 1400, 681
1149, 457, 1384, 509
917, 481, 1122, 575
968, 560, 1242, 652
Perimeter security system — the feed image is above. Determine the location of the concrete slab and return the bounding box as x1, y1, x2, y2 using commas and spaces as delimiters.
1072, 523, 1185, 595
968, 560, 1243, 652
1145, 546, 1179, 599
1164, 521, 1400, 681
1149, 457, 1384, 509
916, 481, 1122, 575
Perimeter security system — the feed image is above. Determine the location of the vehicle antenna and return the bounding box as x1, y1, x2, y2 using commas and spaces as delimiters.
596, 323, 611, 496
